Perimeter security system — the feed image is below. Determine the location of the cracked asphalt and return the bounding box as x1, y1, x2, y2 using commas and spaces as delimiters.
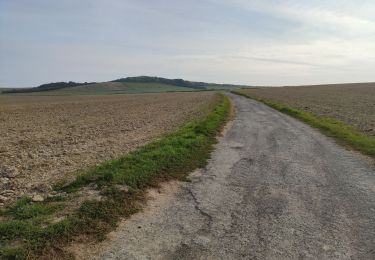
99, 93, 375, 260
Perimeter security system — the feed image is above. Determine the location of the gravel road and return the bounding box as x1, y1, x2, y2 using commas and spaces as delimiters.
99, 94, 375, 260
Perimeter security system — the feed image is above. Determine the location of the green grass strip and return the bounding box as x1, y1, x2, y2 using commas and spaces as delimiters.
0, 93, 231, 259
234, 90, 375, 158
61, 93, 230, 191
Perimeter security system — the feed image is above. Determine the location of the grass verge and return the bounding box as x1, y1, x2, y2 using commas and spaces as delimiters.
0, 93, 231, 259
233, 90, 375, 158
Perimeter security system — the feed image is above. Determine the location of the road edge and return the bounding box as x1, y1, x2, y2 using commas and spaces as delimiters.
232, 90, 375, 161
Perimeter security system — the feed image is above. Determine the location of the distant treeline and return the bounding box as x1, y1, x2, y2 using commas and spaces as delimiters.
112, 76, 238, 90
2, 81, 93, 94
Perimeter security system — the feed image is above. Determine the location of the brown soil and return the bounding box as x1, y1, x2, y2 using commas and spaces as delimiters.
0, 92, 216, 205
240, 83, 375, 136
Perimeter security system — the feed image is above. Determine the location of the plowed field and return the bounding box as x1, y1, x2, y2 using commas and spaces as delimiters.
0, 92, 216, 205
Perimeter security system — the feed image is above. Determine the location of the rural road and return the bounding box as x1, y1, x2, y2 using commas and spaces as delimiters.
99, 94, 375, 260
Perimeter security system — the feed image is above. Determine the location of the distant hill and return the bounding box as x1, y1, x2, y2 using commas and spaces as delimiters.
1, 76, 244, 95
112, 76, 241, 90
0, 88, 12, 92
112, 76, 206, 90
2, 81, 94, 94
40, 82, 200, 95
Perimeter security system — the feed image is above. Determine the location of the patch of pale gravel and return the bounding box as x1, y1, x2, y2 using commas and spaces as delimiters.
67, 180, 183, 260
0, 92, 216, 205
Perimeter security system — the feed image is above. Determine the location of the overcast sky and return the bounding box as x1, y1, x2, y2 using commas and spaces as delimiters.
1, 0, 375, 87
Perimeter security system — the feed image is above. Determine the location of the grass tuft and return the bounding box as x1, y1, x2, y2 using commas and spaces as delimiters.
2, 197, 60, 220
0, 246, 27, 260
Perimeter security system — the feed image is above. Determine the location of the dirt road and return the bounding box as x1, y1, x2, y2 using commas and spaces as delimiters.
98, 94, 375, 259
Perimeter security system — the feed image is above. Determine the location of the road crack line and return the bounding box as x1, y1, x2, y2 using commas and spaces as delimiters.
184, 185, 213, 231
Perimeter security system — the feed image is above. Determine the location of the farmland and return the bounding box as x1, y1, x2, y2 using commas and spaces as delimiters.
53, 82, 198, 95
0, 92, 217, 205
1, 82, 198, 96
239, 83, 375, 137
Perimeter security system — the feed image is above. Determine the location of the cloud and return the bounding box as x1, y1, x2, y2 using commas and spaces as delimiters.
0, 0, 374, 87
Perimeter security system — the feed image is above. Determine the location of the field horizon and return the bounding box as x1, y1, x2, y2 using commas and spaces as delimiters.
2, 78, 374, 95
0, 76, 246, 95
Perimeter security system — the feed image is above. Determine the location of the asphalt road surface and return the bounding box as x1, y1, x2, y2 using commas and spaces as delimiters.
99, 93, 375, 260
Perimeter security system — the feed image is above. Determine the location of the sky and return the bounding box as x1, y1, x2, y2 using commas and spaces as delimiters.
1, 0, 375, 87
